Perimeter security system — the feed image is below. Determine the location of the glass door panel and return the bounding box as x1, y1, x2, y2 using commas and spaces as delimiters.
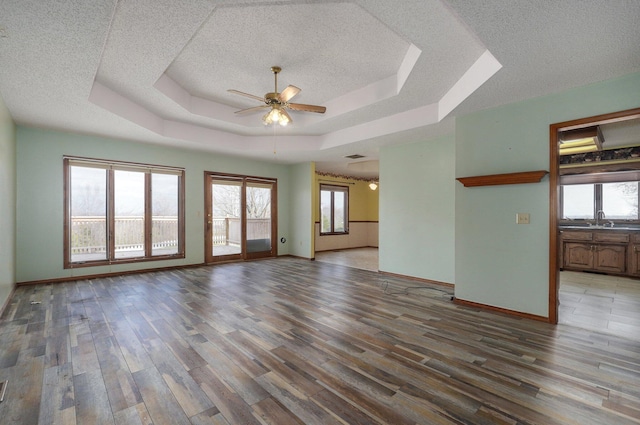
205, 173, 276, 263
211, 179, 243, 259
246, 182, 273, 257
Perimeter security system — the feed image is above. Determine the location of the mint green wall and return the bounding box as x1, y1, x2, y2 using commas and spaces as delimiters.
289, 162, 314, 258
0, 93, 16, 309
456, 72, 640, 317
379, 134, 455, 283
15, 127, 293, 283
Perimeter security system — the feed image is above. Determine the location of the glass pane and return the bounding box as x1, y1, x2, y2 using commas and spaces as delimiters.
562, 184, 594, 219
212, 181, 242, 256
246, 183, 271, 253
70, 166, 107, 262
320, 190, 332, 233
334, 192, 345, 232
602, 182, 638, 220
114, 170, 145, 259
152, 173, 179, 256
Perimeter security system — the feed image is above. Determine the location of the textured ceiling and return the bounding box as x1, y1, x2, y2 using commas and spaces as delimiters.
0, 0, 639, 178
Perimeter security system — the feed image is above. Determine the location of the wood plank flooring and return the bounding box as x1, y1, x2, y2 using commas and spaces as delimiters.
1, 257, 639, 424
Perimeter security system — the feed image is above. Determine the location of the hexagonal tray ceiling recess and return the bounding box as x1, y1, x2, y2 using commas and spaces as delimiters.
88, 1, 501, 158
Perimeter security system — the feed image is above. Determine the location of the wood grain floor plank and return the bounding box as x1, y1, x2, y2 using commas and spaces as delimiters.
94, 335, 143, 413
38, 363, 76, 425
255, 371, 343, 425
188, 364, 263, 425
0, 355, 44, 424
112, 402, 153, 425
74, 369, 115, 425
251, 396, 307, 425
144, 336, 215, 418
132, 367, 191, 425
1, 258, 639, 424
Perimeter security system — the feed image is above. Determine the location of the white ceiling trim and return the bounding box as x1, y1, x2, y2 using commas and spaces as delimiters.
152, 42, 422, 128
89, 47, 500, 154
438, 50, 502, 121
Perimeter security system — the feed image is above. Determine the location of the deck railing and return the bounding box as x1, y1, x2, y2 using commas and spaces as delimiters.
70, 216, 270, 255
70, 216, 178, 255
212, 218, 271, 245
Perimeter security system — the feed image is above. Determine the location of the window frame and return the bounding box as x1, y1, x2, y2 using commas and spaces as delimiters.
560, 181, 640, 224
319, 184, 349, 235
63, 157, 185, 268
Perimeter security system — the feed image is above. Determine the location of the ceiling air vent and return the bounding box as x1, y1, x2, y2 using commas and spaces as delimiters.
345, 154, 365, 159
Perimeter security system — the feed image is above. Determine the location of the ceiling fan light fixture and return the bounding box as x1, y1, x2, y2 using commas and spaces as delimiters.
230, 66, 325, 127
263, 105, 290, 126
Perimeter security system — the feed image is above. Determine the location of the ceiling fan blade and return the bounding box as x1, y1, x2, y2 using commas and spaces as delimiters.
288, 103, 326, 114
279, 85, 301, 103
227, 89, 264, 102
234, 105, 269, 114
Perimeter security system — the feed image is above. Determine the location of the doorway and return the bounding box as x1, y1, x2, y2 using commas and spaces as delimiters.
204, 172, 277, 263
549, 107, 640, 325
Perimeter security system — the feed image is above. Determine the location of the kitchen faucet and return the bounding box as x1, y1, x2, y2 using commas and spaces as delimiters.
596, 210, 605, 226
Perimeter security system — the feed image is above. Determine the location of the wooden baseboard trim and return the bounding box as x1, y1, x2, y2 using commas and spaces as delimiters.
378, 270, 454, 289
16, 263, 207, 287
314, 246, 378, 253
454, 298, 549, 322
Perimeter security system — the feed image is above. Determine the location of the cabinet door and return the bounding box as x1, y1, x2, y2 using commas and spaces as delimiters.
629, 244, 640, 275
563, 243, 594, 270
594, 244, 626, 274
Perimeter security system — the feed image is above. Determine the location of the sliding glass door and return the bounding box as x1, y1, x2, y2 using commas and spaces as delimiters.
205, 173, 276, 263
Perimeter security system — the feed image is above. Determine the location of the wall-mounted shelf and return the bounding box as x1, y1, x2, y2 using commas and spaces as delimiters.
456, 170, 548, 187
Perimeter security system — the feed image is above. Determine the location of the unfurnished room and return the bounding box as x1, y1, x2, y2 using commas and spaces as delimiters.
1, 1, 640, 424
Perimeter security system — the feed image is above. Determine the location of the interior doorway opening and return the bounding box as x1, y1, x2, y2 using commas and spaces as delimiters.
549, 107, 640, 325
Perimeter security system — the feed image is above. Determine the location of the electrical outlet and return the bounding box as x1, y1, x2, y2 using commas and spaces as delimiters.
516, 213, 530, 224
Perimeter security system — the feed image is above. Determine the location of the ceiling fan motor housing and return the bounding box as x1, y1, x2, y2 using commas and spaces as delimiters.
265, 92, 281, 105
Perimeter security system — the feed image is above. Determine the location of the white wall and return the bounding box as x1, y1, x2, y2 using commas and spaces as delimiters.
15, 127, 295, 283
0, 92, 16, 311
455, 71, 640, 317
379, 134, 455, 284
314, 222, 378, 251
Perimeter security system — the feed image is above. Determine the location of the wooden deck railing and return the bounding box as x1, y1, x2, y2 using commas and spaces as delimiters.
213, 218, 271, 245
70, 216, 178, 254
71, 217, 270, 255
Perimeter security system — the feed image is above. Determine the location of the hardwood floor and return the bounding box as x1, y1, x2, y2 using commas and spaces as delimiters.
1, 258, 639, 424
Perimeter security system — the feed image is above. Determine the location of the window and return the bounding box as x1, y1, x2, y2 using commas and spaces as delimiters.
320, 184, 348, 234
64, 157, 185, 267
561, 181, 640, 222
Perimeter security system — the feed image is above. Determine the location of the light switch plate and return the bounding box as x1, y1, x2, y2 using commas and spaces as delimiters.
516, 213, 530, 224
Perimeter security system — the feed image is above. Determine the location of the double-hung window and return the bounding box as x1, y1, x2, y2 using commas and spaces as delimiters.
64, 157, 185, 267
320, 184, 349, 234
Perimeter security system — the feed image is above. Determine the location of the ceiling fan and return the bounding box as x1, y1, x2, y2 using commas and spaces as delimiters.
228, 66, 326, 126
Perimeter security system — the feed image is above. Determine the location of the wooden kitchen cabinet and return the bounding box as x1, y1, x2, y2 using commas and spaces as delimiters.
593, 244, 626, 273
628, 234, 640, 276
563, 241, 626, 274
563, 242, 594, 270
561, 229, 630, 275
